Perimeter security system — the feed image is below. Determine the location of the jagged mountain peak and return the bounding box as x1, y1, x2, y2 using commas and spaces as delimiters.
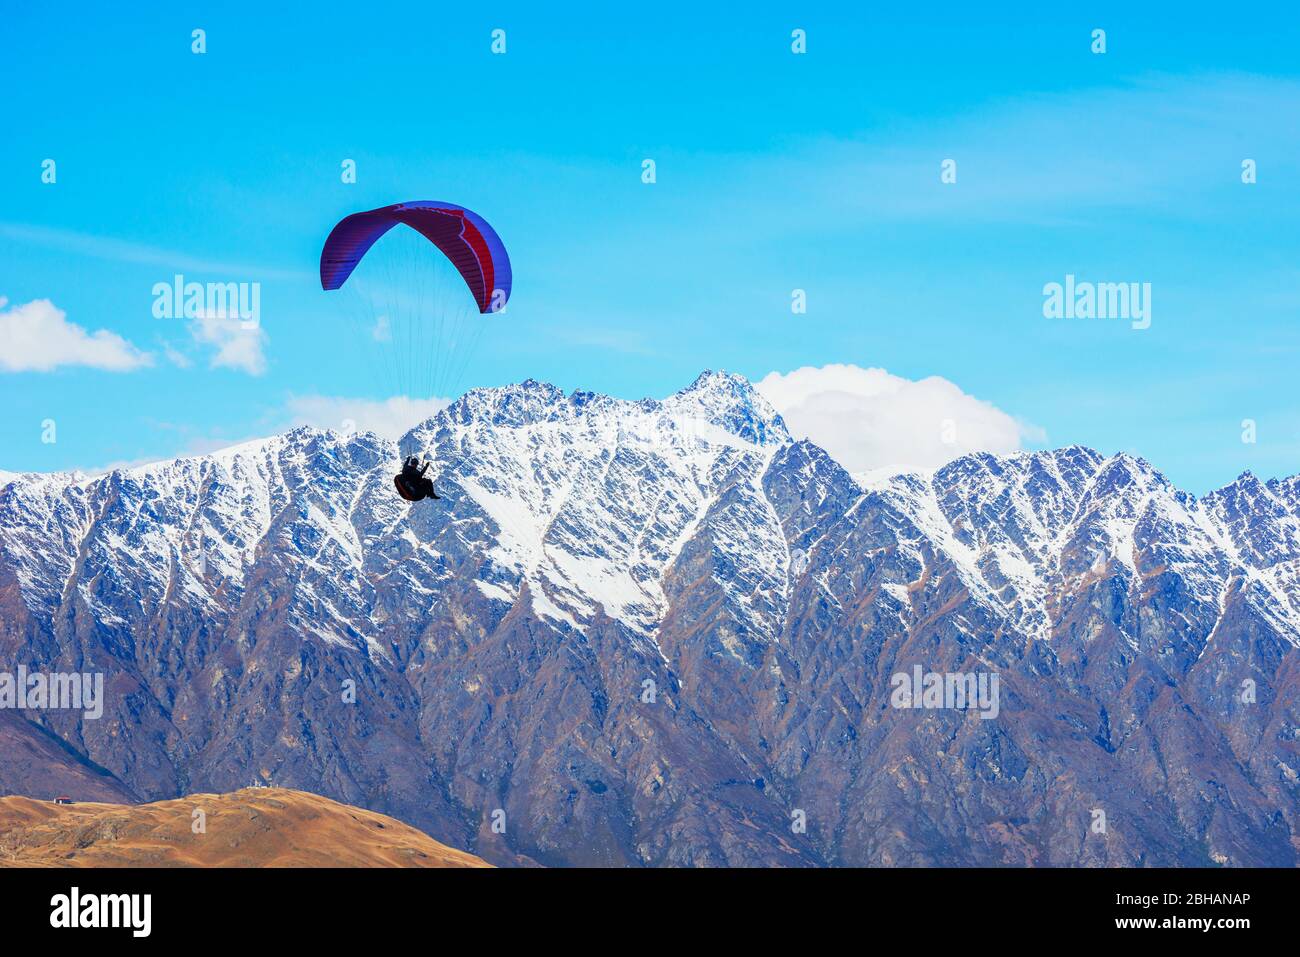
1, 372, 1299, 868
402, 371, 790, 451
1077, 450, 1180, 513
662, 369, 789, 446
87, 427, 392, 493
681, 368, 753, 393
1022, 443, 1107, 475
930, 444, 1177, 518
437, 378, 570, 430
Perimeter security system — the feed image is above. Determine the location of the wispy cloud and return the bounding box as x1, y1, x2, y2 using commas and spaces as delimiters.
0, 222, 310, 281
83, 433, 269, 476
589, 73, 1300, 254
188, 313, 268, 375
159, 340, 193, 369
286, 394, 451, 439
793, 73, 1300, 224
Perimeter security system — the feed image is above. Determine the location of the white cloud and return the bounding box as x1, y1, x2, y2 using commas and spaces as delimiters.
160, 341, 193, 368
756, 364, 1042, 478
189, 313, 267, 375
286, 394, 451, 439
0, 297, 152, 373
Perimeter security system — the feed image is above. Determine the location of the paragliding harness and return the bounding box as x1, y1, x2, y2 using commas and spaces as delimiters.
394, 456, 440, 503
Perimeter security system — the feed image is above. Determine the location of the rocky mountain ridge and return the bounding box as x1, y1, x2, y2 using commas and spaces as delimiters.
0, 371, 1296, 866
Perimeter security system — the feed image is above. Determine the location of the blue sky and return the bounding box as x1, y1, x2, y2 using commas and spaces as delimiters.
2, 2, 1298, 492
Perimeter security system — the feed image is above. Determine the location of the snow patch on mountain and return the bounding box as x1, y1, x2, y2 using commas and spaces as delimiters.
1, 372, 1297, 656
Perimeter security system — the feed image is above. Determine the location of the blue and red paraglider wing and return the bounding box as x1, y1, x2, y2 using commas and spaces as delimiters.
319, 201, 511, 314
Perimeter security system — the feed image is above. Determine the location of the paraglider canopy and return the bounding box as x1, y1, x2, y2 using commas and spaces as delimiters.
320, 201, 511, 314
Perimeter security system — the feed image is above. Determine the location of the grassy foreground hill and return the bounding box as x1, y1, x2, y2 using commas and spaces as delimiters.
0, 787, 489, 867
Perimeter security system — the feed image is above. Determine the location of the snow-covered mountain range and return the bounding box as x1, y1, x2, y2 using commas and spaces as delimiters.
0, 371, 1296, 865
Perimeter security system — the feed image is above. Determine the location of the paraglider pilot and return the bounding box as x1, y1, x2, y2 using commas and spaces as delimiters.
394, 456, 440, 502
